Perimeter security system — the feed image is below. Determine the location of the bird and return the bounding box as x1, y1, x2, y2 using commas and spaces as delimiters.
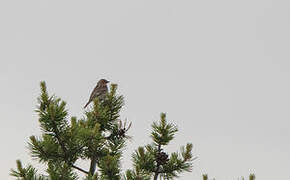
84, 79, 110, 108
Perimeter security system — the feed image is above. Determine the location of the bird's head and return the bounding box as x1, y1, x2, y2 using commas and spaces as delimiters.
99, 79, 110, 84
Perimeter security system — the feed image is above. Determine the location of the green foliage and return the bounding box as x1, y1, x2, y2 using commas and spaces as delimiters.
46, 162, 78, 180
98, 155, 121, 180
151, 113, 178, 146
10, 160, 47, 180
205, 174, 255, 180
124, 168, 151, 180
249, 174, 255, 180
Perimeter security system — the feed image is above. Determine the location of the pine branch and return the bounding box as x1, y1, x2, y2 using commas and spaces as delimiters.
52, 120, 89, 175
72, 165, 89, 174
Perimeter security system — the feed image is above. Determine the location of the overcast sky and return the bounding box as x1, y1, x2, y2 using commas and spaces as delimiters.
1, 0, 290, 179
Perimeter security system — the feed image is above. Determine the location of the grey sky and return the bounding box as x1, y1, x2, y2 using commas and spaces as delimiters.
1, 0, 290, 179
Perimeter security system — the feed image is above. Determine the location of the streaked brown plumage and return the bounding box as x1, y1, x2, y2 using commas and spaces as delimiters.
84, 79, 110, 108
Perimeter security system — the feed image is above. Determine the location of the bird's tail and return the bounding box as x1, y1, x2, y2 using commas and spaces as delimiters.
84, 101, 90, 108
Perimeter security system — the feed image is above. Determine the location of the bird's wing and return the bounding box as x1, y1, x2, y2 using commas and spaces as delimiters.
88, 84, 100, 101
89, 85, 108, 101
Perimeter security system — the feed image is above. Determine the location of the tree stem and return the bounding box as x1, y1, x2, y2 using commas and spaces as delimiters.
89, 157, 97, 175
153, 144, 162, 180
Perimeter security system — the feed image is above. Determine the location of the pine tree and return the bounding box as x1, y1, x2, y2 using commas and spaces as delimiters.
11, 81, 195, 180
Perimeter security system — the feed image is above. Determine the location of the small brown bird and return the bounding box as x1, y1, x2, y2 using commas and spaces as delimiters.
84, 79, 110, 108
